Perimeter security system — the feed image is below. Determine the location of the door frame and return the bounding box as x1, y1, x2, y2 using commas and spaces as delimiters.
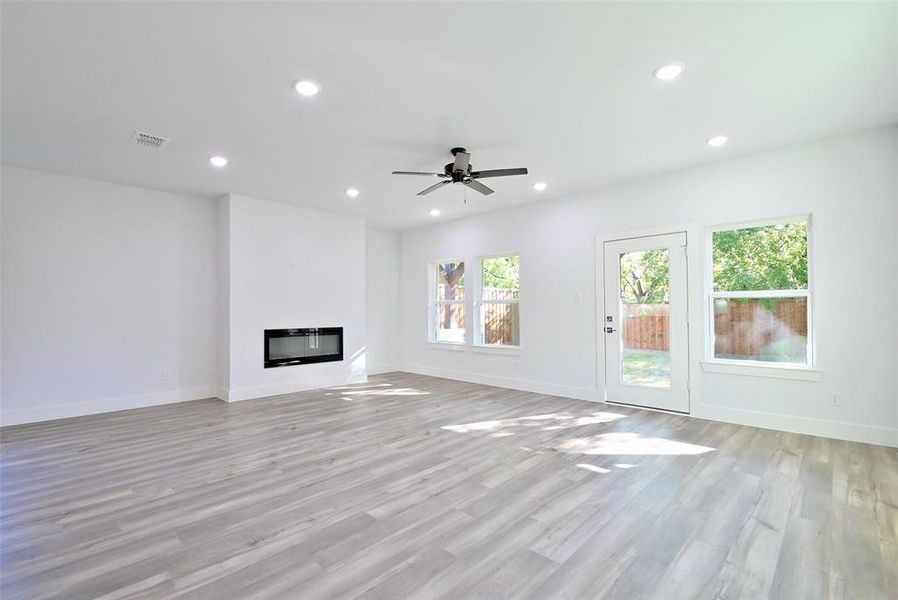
594, 224, 702, 414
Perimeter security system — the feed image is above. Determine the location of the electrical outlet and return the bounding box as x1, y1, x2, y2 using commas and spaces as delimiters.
574, 291, 582, 303
162, 371, 171, 382
830, 391, 842, 407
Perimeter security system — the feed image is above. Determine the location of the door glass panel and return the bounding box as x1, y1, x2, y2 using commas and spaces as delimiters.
619, 249, 671, 388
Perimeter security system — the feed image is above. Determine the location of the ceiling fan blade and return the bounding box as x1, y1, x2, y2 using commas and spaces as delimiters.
464, 179, 494, 195
470, 167, 528, 179
417, 180, 451, 196
453, 151, 471, 173
392, 171, 446, 177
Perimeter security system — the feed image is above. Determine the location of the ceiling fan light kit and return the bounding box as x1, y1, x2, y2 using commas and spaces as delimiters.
392, 147, 529, 197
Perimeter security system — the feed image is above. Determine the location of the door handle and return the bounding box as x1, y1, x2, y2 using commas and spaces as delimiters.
605, 327, 616, 333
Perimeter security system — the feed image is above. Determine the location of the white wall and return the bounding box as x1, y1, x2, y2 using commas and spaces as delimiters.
1, 173, 376, 422
399, 127, 898, 446
219, 194, 367, 401
366, 225, 401, 374
1, 165, 218, 425
3, 128, 894, 444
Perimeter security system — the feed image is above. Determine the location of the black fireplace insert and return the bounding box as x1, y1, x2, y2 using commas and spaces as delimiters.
264, 327, 343, 368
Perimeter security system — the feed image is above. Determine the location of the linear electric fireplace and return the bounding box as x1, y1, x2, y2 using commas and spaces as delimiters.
264, 327, 343, 368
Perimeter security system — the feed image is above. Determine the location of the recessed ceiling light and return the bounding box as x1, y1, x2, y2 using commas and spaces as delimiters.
430, 208, 441, 217
345, 188, 360, 198
294, 80, 320, 97
652, 62, 684, 81
706, 135, 729, 147
209, 155, 228, 168
533, 182, 547, 192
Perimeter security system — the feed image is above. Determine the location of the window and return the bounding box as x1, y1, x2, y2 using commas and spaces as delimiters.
430, 260, 465, 343
708, 217, 811, 366
476, 254, 520, 347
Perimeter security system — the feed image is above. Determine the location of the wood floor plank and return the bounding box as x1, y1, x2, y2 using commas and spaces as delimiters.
1, 372, 896, 599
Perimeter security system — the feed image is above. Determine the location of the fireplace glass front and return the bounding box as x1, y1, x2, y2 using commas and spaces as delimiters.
264, 327, 343, 368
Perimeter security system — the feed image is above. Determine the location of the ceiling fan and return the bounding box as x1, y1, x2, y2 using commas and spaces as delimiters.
392, 147, 528, 196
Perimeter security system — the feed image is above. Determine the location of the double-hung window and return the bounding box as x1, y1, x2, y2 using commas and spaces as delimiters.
430, 260, 465, 344
708, 217, 812, 367
476, 254, 520, 347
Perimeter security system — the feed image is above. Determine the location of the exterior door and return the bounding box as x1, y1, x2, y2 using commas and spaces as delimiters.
603, 232, 689, 412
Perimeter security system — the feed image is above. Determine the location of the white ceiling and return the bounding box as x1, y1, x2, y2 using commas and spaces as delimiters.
2, 2, 896, 229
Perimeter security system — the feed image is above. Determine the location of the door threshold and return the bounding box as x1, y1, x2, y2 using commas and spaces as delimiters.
605, 400, 690, 416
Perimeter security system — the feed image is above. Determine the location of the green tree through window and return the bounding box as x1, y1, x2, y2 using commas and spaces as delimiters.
712, 222, 808, 292
481, 255, 519, 290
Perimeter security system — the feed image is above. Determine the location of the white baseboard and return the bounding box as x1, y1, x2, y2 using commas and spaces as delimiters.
6, 372, 893, 448
693, 404, 898, 448
0, 386, 217, 427
401, 364, 599, 402
398, 367, 897, 448
221, 373, 368, 403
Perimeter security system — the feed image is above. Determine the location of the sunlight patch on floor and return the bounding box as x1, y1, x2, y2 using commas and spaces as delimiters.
441, 411, 627, 435
575, 463, 612, 474
340, 387, 431, 396
330, 383, 394, 390
557, 432, 714, 456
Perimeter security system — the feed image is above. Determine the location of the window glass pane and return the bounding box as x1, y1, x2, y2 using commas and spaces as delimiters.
481, 302, 519, 346
435, 304, 465, 343
435, 261, 465, 301
481, 255, 519, 300
712, 221, 808, 292
713, 297, 808, 363
619, 250, 671, 388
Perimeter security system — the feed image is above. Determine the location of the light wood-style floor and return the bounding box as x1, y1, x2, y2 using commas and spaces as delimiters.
1, 373, 896, 599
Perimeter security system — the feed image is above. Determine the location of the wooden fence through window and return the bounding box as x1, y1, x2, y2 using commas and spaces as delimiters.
712, 297, 807, 359
482, 287, 519, 346
621, 299, 808, 357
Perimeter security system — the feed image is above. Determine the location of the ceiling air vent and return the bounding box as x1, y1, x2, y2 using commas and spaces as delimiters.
131, 131, 169, 148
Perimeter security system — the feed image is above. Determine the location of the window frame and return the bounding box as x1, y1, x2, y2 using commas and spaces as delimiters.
428, 258, 466, 346
473, 252, 521, 351
703, 215, 816, 372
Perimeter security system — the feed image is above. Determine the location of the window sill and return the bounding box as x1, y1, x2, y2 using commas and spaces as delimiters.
700, 360, 822, 381
427, 341, 466, 351
471, 344, 522, 355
